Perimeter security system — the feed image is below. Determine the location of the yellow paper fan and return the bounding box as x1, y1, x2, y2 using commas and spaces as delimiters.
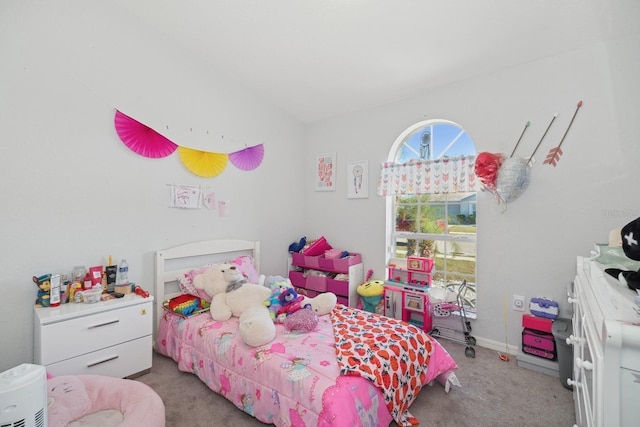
178, 147, 229, 177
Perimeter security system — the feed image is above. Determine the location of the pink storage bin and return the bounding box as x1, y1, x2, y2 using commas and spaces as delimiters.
303, 236, 332, 256
291, 252, 321, 269
306, 276, 327, 292
336, 296, 349, 306
318, 253, 362, 272
324, 248, 343, 259
327, 278, 348, 296
289, 271, 305, 288
294, 286, 318, 298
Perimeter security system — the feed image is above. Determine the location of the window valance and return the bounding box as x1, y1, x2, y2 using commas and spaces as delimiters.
377, 155, 478, 196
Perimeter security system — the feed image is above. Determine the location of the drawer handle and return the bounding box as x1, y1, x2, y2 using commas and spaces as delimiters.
87, 319, 120, 329
575, 357, 593, 371
87, 355, 119, 368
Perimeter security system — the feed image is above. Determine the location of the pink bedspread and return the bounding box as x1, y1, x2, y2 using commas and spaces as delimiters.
156, 305, 458, 426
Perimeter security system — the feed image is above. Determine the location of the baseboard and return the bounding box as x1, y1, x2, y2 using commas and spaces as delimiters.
473, 336, 519, 355
515, 352, 559, 378
464, 336, 560, 378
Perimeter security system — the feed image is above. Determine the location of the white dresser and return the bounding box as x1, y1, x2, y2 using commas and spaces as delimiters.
34, 294, 153, 378
569, 257, 640, 427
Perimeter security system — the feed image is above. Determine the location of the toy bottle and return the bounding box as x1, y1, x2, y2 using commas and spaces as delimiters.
118, 259, 129, 285
50, 274, 61, 307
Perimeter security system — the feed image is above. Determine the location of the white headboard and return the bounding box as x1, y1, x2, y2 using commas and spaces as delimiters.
154, 239, 260, 338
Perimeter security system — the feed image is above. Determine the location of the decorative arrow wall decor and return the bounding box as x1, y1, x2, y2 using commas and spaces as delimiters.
544, 100, 583, 167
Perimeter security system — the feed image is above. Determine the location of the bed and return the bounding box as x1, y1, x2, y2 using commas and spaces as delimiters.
154, 239, 460, 427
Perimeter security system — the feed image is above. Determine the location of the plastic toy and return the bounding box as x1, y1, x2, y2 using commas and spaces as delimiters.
33, 274, 52, 307
134, 285, 150, 298
168, 294, 202, 316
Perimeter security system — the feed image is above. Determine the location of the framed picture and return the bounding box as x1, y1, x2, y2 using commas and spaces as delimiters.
347, 160, 368, 199
315, 153, 336, 191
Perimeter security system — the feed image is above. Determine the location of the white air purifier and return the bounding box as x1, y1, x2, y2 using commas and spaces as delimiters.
0, 363, 47, 427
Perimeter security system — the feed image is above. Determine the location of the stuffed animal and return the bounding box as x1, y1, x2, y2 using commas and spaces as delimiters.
288, 236, 307, 253
275, 288, 309, 322
193, 263, 273, 347
301, 292, 337, 315
357, 279, 385, 313
239, 306, 276, 347
261, 276, 294, 321
193, 264, 271, 320
357, 269, 385, 313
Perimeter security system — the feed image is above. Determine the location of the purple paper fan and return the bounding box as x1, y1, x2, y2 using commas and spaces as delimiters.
114, 110, 178, 158
229, 144, 264, 171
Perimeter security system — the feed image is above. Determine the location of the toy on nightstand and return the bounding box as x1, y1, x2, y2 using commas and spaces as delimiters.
32, 274, 52, 307
357, 270, 384, 314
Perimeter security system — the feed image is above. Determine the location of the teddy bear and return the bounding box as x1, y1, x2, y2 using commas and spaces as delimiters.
238, 305, 276, 347
193, 263, 274, 346
193, 263, 271, 321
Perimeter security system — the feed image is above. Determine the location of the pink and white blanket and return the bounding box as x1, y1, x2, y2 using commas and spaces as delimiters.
156, 304, 458, 426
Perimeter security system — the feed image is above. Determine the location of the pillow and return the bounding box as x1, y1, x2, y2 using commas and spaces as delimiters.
230, 255, 260, 284
177, 263, 213, 300
177, 256, 260, 301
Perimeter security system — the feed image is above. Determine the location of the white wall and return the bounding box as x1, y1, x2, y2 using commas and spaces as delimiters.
0, 1, 305, 370
304, 34, 640, 351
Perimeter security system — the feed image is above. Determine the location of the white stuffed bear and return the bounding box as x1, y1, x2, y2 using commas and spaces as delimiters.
301, 292, 338, 315
193, 263, 274, 346
239, 306, 276, 347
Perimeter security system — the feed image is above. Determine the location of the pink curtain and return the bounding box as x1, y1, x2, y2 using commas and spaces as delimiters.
377, 155, 478, 196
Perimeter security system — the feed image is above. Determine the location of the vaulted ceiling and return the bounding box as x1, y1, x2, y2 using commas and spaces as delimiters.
115, 0, 636, 123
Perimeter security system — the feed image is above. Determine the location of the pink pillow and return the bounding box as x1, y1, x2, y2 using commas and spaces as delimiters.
177, 256, 260, 301
230, 255, 260, 283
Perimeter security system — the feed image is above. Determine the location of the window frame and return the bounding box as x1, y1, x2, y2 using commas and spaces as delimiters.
385, 119, 477, 310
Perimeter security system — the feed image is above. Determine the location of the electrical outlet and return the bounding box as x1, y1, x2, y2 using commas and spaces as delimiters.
513, 295, 525, 311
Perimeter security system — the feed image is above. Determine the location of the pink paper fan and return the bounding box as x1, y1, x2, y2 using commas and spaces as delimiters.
229, 144, 264, 171
114, 110, 178, 158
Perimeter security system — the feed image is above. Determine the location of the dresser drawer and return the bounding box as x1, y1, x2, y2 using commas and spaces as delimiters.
45, 335, 152, 378
38, 301, 152, 365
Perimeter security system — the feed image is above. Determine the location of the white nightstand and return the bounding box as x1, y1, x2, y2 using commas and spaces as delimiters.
34, 293, 153, 378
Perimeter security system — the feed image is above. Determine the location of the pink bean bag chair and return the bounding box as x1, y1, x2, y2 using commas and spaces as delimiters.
47, 375, 165, 427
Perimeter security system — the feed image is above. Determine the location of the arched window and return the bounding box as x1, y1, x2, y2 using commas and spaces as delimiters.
382, 119, 477, 309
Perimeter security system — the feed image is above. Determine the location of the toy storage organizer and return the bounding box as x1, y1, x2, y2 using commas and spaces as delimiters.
288, 252, 363, 307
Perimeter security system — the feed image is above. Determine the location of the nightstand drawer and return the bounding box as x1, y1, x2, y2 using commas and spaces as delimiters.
45, 335, 152, 378
38, 301, 152, 365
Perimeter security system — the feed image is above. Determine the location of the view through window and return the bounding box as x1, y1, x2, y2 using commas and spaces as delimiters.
385, 120, 477, 310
